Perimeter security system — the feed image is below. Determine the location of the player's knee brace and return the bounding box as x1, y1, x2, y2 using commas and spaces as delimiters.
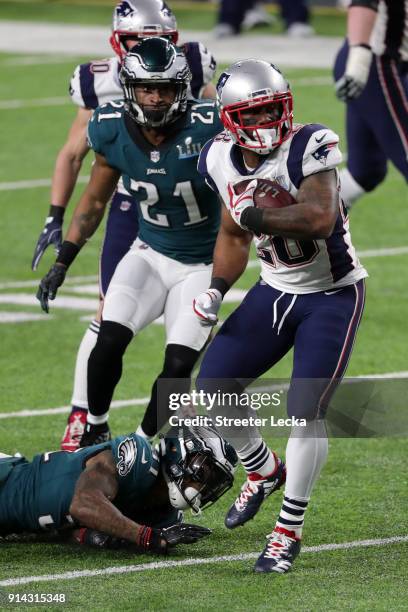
159, 344, 200, 378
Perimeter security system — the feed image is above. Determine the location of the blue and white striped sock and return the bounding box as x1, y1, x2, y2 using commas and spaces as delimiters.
276, 496, 309, 538
239, 440, 276, 476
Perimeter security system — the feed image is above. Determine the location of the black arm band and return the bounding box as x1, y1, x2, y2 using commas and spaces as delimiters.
351, 43, 372, 50
210, 277, 230, 297
49, 205, 65, 221
349, 0, 378, 10
56, 241, 80, 267
240, 207, 265, 236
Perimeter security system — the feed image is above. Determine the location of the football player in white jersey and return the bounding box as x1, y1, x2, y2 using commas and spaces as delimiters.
30, 0, 217, 451
194, 59, 368, 573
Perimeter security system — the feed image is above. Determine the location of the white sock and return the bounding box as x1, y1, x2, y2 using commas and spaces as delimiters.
277, 420, 328, 538
339, 168, 366, 209
70, 320, 100, 410
87, 411, 109, 426
136, 425, 154, 442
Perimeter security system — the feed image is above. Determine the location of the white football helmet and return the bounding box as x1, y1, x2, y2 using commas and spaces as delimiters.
111, 0, 178, 61
160, 425, 238, 514
120, 37, 191, 127
216, 59, 293, 154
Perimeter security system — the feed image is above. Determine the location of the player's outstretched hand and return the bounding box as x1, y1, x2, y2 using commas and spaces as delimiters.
31, 216, 63, 271
147, 523, 212, 554
36, 264, 67, 313
193, 289, 223, 326
227, 179, 257, 227
335, 44, 372, 102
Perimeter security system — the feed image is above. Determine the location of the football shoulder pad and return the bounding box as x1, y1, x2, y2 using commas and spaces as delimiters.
87, 101, 125, 154
288, 123, 342, 188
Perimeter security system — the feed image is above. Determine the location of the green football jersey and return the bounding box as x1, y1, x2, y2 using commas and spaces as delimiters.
88, 100, 222, 264
0, 434, 159, 535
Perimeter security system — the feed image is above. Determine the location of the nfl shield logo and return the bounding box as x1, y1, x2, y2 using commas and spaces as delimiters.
150, 151, 160, 163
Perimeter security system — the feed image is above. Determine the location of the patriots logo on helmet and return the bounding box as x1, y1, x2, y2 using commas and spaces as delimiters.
312, 142, 336, 166
161, 1, 172, 16
216, 72, 230, 96
117, 437, 137, 476
116, 1, 135, 18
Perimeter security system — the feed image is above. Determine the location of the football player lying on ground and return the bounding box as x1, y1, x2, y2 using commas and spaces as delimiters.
36, 37, 222, 449
194, 59, 367, 573
0, 426, 237, 554
31, 0, 217, 452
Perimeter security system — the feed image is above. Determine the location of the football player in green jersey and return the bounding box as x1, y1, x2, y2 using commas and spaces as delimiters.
37, 38, 223, 446
0, 426, 237, 553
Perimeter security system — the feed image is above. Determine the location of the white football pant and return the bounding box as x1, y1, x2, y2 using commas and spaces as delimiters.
102, 238, 213, 350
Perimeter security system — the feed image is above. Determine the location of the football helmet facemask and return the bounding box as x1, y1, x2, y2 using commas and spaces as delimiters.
111, 0, 178, 61
119, 37, 191, 127
216, 59, 293, 154
160, 425, 238, 514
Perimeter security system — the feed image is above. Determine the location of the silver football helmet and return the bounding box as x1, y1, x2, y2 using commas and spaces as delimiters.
120, 37, 191, 127
216, 59, 293, 154
160, 425, 238, 514
110, 0, 178, 61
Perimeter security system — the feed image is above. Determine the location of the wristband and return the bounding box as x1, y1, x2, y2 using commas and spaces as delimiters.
136, 525, 152, 550
240, 207, 265, 235
49, 205, 65, 222
351, 43, 371, 51
56, 241, 80, 267
210, 277, 230, 297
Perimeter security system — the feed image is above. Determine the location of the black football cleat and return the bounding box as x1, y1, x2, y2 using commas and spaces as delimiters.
254, 527, 301, 574
225, 458, 286, 529
79, 422, 111, 447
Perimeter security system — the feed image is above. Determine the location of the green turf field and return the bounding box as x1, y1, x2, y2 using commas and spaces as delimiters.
0, 4, 407, 610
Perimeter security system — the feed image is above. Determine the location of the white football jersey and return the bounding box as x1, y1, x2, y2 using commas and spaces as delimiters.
69, 42, 216, 109
199, 123, 368, 294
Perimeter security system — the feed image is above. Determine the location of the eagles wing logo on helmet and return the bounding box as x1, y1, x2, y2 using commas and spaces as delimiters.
117, 437, 137, 476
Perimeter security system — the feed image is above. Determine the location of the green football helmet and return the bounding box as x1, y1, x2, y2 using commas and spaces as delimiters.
119, 37, 191, 127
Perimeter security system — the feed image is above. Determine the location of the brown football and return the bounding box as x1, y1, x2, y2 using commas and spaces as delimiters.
234, 178, 296, 209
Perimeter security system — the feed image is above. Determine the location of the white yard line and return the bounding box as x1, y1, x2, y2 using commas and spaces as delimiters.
1, 55, 82, 66
246, 246, 408, 266
0, 76, 332, 111
1, 370, 406, 420
0, 397, 149, 420
0, 22, 342, 68
246, 245, 408, 269
0, 276, 98, 290
0, 176, 89, 191
1, 534, 407, 587
0, 96, 70, 110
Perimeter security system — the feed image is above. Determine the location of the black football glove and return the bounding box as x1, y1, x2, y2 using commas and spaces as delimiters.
142, 523, 212, 555
31, 216, 63, 271
36, 264, 66, 313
